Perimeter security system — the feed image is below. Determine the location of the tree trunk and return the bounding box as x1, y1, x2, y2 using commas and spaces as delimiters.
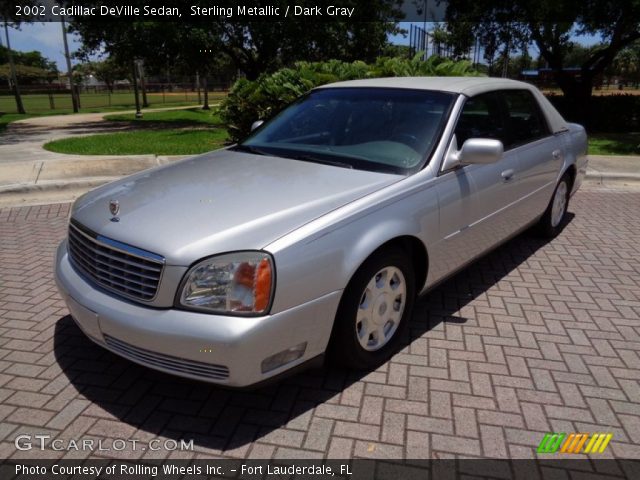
60, 18, 79, 113
202, 76, 210, 110
3, 23, 25, 114
138, 62, 149, 108
553, 71, 595, 129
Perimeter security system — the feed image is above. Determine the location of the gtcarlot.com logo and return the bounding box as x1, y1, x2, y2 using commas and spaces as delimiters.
537, 432, 612, 454
15, 434, 194, 452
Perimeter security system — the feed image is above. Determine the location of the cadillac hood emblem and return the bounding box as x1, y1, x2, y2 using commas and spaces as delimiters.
109, 200, 120, 221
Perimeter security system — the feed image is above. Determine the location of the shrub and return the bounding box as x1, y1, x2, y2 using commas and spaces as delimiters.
220, 55, 481, 142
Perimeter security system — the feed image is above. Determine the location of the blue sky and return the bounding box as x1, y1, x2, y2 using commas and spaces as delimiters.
2, 22, 85, 69
4, 21, 602, 72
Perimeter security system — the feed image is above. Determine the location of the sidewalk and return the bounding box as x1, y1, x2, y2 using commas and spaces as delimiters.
585, 155, 640, 186
0, 107, 193, 206
0, 109, 639, 207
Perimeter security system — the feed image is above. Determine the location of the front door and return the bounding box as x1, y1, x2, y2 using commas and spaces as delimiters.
428, 91, 522, 285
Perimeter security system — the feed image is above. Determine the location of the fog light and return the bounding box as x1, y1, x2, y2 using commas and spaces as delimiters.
261, 342, 307, 373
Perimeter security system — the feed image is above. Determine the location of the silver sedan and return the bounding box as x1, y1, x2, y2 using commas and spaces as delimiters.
55, 77, 588, 387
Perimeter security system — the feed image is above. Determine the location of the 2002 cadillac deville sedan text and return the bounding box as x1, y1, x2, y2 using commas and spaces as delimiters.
55, 77, 588, 387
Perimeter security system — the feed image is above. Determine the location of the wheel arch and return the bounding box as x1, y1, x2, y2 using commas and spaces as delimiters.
340, 233, 429, 304
373, 236, 428, 293
326, 233, 427, 364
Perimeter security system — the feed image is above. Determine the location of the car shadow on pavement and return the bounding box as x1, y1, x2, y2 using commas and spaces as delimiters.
52, 216, 573, 454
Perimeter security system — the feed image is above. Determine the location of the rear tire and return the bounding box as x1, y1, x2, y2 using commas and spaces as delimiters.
329, 247, 416, 369
534, 173, 571, 238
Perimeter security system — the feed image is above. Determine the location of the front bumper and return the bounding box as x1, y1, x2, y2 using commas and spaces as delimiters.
54, 240, 341, 387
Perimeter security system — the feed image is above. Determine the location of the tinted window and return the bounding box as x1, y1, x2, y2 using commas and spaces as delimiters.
241, 88, 455, 174
502, 90, 550, 148
454, 92, 506, 146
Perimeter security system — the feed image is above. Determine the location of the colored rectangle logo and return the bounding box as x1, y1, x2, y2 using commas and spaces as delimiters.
537, 433, 612, 454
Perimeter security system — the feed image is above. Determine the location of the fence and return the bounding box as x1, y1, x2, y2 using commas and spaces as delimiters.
0, 83, 230, 114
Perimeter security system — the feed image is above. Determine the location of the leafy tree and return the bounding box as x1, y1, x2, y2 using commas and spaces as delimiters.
0, 21, 25, 113
212, 14, 403, 80
0, 63, 56, 83
92, 58, 129, 92
609, 40, 640, 87
443, 0, 640, 104
72, 58, 129, 92
67, 0, 403, 81
0, 46, 57, 73
381, 43, 412, 58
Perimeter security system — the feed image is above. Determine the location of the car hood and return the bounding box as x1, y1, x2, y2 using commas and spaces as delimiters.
72, 149, 401, 265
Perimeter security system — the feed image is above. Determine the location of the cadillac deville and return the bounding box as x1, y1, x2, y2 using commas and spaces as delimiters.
55, 77, 588, 387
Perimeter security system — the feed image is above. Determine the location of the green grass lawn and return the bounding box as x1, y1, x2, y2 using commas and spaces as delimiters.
588, 133, 640, 155
0, 91, 226, 114
104, 108, 223, 126
0, 103, 211, 133
43, 107, 229, 155
43, 129, 228, 155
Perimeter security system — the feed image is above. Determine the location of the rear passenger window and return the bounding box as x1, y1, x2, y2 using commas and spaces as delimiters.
502, 90, 550, 149
454, 93, 506, 147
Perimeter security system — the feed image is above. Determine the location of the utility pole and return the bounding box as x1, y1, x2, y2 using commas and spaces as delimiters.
61, 17, 79, 112
3, 21, 25, 114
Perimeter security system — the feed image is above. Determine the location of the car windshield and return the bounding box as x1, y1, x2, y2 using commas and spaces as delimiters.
238, 87, 455, 174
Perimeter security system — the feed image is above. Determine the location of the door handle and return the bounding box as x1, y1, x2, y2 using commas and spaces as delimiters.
552, 149, 562, 160
501, 169, 515, 181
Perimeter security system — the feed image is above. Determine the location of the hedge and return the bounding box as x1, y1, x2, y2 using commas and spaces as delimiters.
546, 94, 640, 133
220, 56, 480, 143
220, 58, 638, 142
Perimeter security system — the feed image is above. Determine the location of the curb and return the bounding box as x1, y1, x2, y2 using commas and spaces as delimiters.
584, 171, 640, 186
0, 177, 119, 194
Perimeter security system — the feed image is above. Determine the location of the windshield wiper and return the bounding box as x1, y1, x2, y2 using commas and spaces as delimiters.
232, 144, 268, 156
280, 153, 354, 169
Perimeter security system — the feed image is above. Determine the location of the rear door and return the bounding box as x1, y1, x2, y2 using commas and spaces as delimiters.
500, 89, 564, 226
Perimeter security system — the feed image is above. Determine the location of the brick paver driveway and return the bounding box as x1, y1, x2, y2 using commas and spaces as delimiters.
0, 186, 639, 460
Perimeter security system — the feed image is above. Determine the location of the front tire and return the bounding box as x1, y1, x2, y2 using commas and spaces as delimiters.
329, 247, 416, 369
535, 174, 571, 238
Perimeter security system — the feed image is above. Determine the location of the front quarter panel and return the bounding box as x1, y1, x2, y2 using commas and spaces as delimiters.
267, 181, 439, 314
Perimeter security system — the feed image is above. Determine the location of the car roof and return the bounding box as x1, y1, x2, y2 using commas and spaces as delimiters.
317, 76, 537, 97
316, 76, 569, 134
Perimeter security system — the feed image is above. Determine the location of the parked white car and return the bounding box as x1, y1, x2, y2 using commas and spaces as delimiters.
55, 77, 588, 387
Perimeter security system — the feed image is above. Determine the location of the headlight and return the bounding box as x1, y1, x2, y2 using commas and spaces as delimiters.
178, 252, 274, 315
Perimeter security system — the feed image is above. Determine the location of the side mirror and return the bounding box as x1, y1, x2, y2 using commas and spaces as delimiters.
441, 136, 504, 172
251, 120, 264, 132
459, 138, 504, 165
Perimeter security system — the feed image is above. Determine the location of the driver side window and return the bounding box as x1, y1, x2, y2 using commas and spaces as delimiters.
455, 92, 506, 147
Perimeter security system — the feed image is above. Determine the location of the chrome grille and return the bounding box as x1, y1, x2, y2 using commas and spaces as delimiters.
67, 220, 165, 302
104, 335, 230, 380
